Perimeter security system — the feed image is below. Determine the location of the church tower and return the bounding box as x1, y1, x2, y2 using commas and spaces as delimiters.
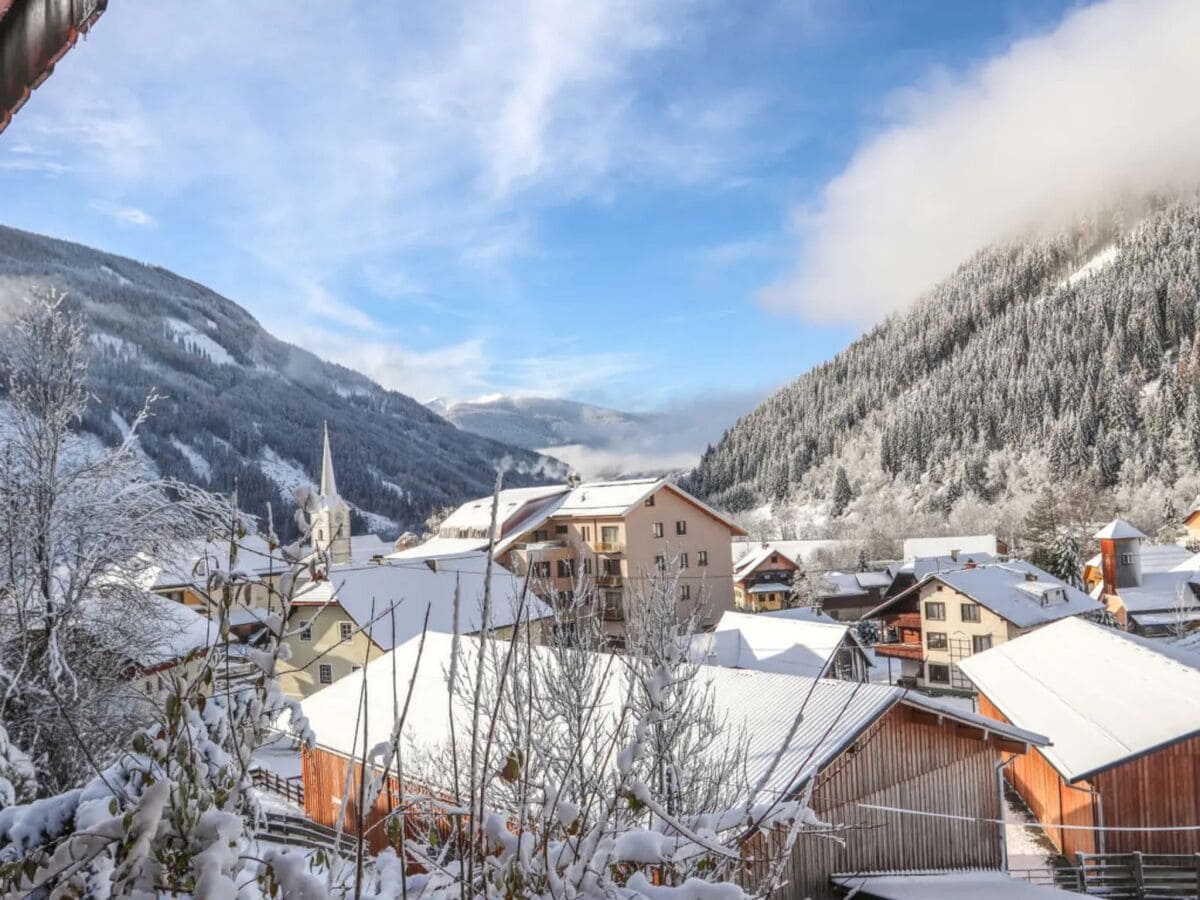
313, 422, 352, 564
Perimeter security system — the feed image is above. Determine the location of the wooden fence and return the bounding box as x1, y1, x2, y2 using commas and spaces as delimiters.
250, 767, 305, 807
1010, 852, 1200, 898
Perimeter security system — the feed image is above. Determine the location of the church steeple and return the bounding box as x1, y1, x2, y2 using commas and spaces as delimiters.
313, 422, 351, 564
320, 420, 338, 499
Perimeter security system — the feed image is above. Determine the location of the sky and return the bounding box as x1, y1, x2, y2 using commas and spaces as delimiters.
4, 0, 1193, 430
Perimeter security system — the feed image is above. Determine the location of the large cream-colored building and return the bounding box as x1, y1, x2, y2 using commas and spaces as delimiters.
867, 559, 1102, 692
431, 477, 746, 645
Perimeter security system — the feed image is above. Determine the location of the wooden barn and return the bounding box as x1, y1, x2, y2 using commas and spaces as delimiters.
960, 617, 1200, 858
299, 632, 1045, 899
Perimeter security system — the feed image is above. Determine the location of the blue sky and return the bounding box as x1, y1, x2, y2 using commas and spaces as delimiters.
0, 0, 1112, 417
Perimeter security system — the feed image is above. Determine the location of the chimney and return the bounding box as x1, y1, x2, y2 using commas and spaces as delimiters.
1025, 572, 1038, 582
950, 549, 959, 562
965, 559, 977, 569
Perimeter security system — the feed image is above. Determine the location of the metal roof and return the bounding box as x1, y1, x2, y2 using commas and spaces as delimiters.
303, 633, 1044, 803
958, 617, 1200, 782
1094, 519, 1147, 540
689, 611, 861, 679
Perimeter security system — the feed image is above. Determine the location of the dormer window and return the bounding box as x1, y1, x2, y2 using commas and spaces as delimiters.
1120, 553, 1133, 565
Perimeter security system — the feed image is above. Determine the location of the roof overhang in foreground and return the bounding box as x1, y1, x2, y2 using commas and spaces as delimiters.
1, 0, 106, 136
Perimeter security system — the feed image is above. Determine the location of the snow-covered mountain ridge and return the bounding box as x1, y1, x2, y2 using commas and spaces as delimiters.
685, 197, 1200, 531
0, 225, 563, 536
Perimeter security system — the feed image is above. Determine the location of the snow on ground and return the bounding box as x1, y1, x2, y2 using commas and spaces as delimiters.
99, 264, 132, 286
1061, 245, 1119, 288
90, 332, 135, 355
253, 732, 303, 779
171, 437, 212, 481
165, 317, 236, 366
260, 446, 314, 502
352, 503, 398, 534
1004, 787, 1060, 875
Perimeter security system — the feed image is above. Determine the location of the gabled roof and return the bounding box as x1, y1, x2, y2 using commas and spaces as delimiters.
958, 617, 1200, 782
303, 633, 1044, 804
439, 485, 568, 536
141, 533, 285, 590
1094, 519, 1147, 540
902, 534, 1000, 563
690, 611, 867, 679
292, 552, 544, 651
866, 560, 1101, 627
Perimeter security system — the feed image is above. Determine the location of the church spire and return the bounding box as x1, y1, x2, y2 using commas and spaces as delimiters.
320, 420, 338, 498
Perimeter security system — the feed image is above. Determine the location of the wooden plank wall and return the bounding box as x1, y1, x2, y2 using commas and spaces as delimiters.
977, 695, 1096, 857
747, 704, 1005, 900
1091, 733, 1200, 855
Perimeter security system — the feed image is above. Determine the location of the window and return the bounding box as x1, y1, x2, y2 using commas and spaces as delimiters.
679, 553, 689, 569
961, 603, 981, 623
1120, 552, 1133, 565
602, 558, 621, 576
655, 554, 666, 571
926, 631, 947, 650
927, 664, 950, 684
697, 550, 708, 567
339, 621, 353, 641
556, 559, 574, 578
601, 526, 619, 545
299, 623, 312, 642
675, 520, 687, 535
972, 635, 993, 653
533, 530, 548, 543
603, 591, 624, 621
770, 554, 778, 563
581, 526, 591, 541
351, 665, 361, 673
318, 664, 333, 684
679, 584, 691, 601
652, 522, 664, 538
583, 557, 593, 575
924, 601, 946, 621
532, 561, 551, 578
555, 524, 569, 535
645, 494, 655, 507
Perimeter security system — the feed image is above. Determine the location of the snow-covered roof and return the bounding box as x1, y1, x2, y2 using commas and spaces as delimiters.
1129, 609, 1200, 627
388, 536, 491, 559
958, 617, 1200, 782
747, 581, 789, 594
869, 560, 1101, 628
1094, 518, 1147, 540
439, 485, 568, 535
85, 594, 217, 669
833, 871, 1078, 899
761, 606, 840, 624
910, 552, 997, 580
302, 633, 1044, 802
346, 534, 393, 564
902, 534, 1000, 563
293, 552, 545, 651
690, 611, 865, 679
731, 540, 860, 577
1114, 571, 1200, 613
142, 533, 285, 590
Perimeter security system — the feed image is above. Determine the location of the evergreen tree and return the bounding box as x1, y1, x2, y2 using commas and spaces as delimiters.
831, 466, 852, 517
1023, 487, 1059, 571
1048, 530, 1084, 588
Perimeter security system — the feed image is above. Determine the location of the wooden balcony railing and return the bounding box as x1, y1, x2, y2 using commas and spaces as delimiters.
592, 541, 624, 554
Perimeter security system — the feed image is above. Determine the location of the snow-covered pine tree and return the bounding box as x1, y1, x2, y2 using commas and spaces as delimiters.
1022, 487, 1059, 572
831, 466, 852, 517
1048, 530, 1084, 589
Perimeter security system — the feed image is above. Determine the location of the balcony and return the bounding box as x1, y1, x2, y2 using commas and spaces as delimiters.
592, 541, 624, 554
596, 573, 623, 588
875, 642, 924, 661
512, 539, 567, 551
602, 600, 625, 622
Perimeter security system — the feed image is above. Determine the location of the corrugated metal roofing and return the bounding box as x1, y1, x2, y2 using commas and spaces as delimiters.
303, 632, 1043, 802
958, 617, 1200, 781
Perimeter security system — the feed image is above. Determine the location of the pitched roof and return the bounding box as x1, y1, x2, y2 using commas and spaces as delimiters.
902, 534, 1000, 563
141, 533, 285, 590
293, 552, 544, 651
1094, 519, 1147, 540
958, 617, 1200, 782
439, 485, 568, 536
302, 633, 1044, 803
867, 561, 1101, 627
690, 611, 865, 679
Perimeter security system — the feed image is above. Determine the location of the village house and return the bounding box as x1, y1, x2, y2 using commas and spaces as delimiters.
866, 559, 1101, 693
298, 631, 1046, 900
879, 551, 998, 601
960, 617, 1200, 858
427, 476, 746, 644
901, 534, 1008, 561
690, 609, 872, 681
276, 548, 541, 698
731, 542, 890, 620
1084, 518, 1200, 636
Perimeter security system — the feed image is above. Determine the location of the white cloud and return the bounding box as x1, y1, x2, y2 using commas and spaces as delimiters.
761, 0, 1200, 325
90, 200, 156, 227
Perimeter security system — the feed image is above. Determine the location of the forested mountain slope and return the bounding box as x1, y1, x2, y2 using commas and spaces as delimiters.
430, 394, 654, 452
0, 226, 563, 536
685, 198, 1200, 529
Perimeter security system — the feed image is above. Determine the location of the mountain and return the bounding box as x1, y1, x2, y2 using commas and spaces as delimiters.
684, 197, 1200, 534
432, 394, 655, 452
0, 226, 565, 537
